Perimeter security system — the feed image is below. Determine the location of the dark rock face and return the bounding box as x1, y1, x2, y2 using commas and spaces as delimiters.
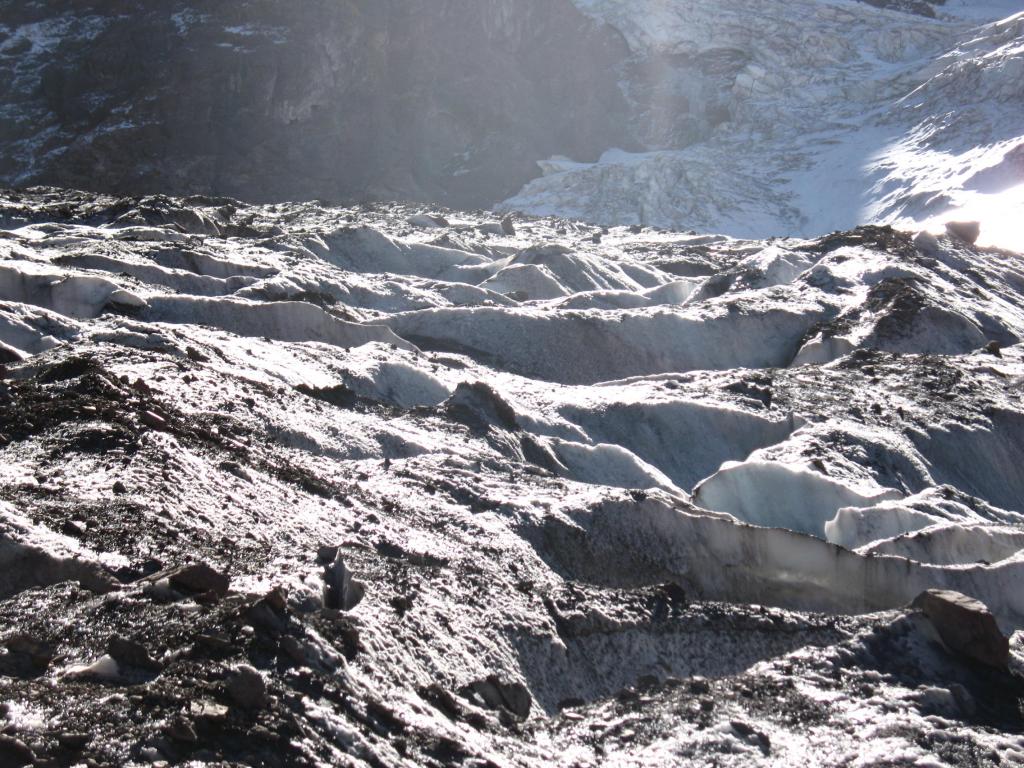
945, 220, 982, 245
859, 0, 946, 18
0, 0, 632, 208
912, 589, 1010, 669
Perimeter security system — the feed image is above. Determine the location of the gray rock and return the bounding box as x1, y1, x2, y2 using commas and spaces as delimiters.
463, 676, 532, 719
0, 735, 34, 768
107, 636, 163, 672
913, 230, 940, 255
912, 589, 1010, 668
408, 214, 449, 229
316, 545, 340, 564
323, 554, 365, 611
3, 634, 55, 669
476, 222, 505, 236
61, 519, 87, 538
159, 562, 231, 599
731, 721, 771, 755
945, 220, 981, 245
55, 733, 91, 751
226, 664, 269, 710
189, 700, 229, 723
164, 717, 197, 744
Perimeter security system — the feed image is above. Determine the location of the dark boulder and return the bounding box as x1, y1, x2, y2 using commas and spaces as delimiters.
912, 589, 1010, 668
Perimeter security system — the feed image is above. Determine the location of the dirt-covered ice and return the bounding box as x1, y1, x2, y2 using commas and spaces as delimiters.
0, 188, 1022, 766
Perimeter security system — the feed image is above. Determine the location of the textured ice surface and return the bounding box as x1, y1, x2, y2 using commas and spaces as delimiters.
0, 189, 1022, 765
503, 1, 1024, 252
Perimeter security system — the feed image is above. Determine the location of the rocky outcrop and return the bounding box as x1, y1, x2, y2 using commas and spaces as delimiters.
0, 0, 632, 208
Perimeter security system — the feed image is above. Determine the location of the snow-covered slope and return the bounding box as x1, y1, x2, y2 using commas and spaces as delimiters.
502, 0, 1024, 251
1, 188, 1022, 766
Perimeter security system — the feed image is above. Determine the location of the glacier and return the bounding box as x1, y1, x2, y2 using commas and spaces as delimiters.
0, 187, 1022, 765
1, 0, 1024, 765
503, 0, 1024, 252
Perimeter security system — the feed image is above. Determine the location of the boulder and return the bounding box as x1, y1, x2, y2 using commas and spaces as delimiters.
945, 221, 981, 245
0, 735, 34, 768
226, 664, 269, 710
501, 215, 517, 236
912, 589, 1009, 668
149, 562, 231, 599
408, 214, 448, 229
107, 636, 163, 672
323, 554, 365, 611
461, 675, 532, 719
913, 230, 940, 255
3, 634, 55, 670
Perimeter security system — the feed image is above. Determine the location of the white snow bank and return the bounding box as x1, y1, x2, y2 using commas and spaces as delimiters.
913, 411, 1024, 513
480, 263, 568, 301
0, 500, 125, 598
859, 523, 1024, 566
559, 397, 796, 490
58, 253, 257, 297
563, 496, 1024, 630
0, 302, 80, 355
507, 244, 666, 293
508, 0, 1024, 252
826, 486, 1024, 550
385, 301, 829, 384
339, 344, 452, 408
311, 226, 493, 282
550, 289, 652, 311
147, 246, 277, 279
548, 438, 684, 496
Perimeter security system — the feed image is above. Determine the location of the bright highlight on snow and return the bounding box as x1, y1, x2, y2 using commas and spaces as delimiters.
504, 1, 1024, 245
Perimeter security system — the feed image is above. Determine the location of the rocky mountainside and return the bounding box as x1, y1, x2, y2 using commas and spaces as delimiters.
0, 0, 632, 208
2, 0, 1021, 249
0, 187, 1023, 766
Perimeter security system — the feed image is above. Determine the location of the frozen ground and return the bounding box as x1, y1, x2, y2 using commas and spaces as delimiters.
502, 0, 1024, 252
0, 188, 1022, 766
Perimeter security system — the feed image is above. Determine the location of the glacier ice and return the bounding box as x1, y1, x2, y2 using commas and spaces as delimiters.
0, 185, 1022, 765
504, 0, 1024, 253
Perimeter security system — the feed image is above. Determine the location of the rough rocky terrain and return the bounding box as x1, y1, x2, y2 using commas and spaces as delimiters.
0, 187, 1022, 766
